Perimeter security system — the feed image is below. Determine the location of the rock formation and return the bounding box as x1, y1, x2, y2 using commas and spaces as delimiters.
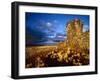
66, 19, 89, 52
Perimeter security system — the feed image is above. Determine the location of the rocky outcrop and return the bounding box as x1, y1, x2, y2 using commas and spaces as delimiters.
66, 19, 89, 52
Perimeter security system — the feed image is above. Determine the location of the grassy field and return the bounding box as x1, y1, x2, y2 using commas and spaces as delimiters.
26, 45, 57, 58
25, 43, 89, 68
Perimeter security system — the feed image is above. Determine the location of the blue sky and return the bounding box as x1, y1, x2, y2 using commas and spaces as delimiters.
25, 12, 89, 45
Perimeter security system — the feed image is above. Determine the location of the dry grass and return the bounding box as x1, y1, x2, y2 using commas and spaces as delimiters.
25, 43, 89, 68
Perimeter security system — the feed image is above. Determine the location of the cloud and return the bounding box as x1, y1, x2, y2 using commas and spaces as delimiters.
83, 25, 89, 32
46, 22, 52, 27
38, 21, 55, 33
84, 25, 89, 28
83, 27, 87, 32
53, 20, 58, 23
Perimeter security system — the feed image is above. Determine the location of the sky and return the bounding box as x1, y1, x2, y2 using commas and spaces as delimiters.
25, 12, 89, 45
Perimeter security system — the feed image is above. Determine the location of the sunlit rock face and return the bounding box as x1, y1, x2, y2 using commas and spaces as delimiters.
66, 19, 89, 52
66, 19, 83, 41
